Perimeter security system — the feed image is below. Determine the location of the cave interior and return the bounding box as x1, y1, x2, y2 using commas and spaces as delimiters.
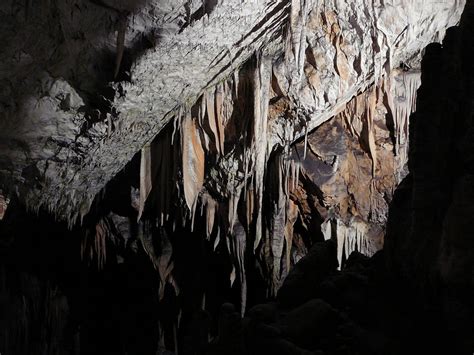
0, 1, 473, 354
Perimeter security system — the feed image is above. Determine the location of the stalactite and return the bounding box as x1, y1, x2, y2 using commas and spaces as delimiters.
205, 88, 220, 155
232, 220, 247, 316
270, 159, 287, 293
138, 144, 152, 220
228, 192, 239, 232
181, 111, 205, 213
303, 121, 309, 159
202, 193, 217, 239
127, 37, 421, 314
94, 219, 107, 270
214, 83, 226, 154
252, 55, 271, 251
386, 69, 421, 178
114, 13, 128, 79
290, 0, 302, 72
366, 86, 378, 176
139, 223, 179, 300
284, 200, 299, 275
322, 217, 369, 269
81, 218, 109, 270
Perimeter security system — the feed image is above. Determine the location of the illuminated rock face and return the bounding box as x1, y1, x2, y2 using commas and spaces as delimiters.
296, 70, 421, 268
0, 1, 467, 318
1, 4, 474, 353
0, 0, 464, 224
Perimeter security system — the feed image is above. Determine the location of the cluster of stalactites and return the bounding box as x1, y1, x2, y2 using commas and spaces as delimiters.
134, 51, 306, 314
341, 69, 421, 177
321, 217, 370, 269
84, 63, 420, 315
386, 69, 421, 180
134, 50, 421, 318
322, 68, 421, 268
132, 0, 424, 313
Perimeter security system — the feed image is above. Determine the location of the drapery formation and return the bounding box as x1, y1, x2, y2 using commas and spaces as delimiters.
0, 0, 465, 315
0, 0, 463, 224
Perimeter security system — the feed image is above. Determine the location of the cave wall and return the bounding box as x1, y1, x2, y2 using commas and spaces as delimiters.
385, 2, 474, 351
292, 69, 420, 268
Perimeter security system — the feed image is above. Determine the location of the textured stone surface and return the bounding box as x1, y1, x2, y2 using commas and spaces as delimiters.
291, 69, 420, 267
0, 0, 465, 223
1, 3, 473, 354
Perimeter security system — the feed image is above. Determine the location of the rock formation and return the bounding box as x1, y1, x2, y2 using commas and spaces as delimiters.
0, 1, 472, 354
386, 2, 474, 350
0, 0, 463, 222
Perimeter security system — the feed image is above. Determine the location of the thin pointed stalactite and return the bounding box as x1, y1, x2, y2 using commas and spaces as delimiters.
114, 13, 128, 80
138, 144, 152, 221
214, 83, 226, 155
366, 86, 378, 177
252, 55, 272, 252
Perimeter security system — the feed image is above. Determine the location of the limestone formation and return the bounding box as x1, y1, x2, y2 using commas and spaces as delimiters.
0, 0, 464, 224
